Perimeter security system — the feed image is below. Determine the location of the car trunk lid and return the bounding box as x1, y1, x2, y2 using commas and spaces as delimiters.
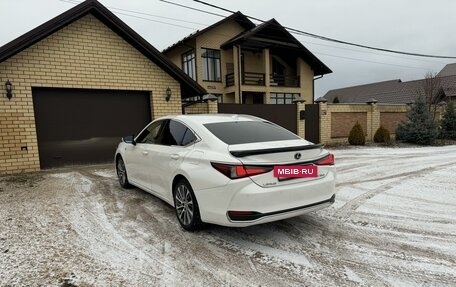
228, 140, 332, 187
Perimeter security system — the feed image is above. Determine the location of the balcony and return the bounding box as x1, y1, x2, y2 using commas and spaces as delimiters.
270, 74, 300, 87
226, 72, 299, 87
226, 72, 265, 87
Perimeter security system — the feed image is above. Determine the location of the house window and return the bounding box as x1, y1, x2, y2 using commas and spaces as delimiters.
270, 93, 300, 104
182, 50, 196, 80
202, 48, 221, 82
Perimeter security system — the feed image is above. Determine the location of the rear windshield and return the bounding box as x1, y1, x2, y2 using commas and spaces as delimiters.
204, 121, 299, 145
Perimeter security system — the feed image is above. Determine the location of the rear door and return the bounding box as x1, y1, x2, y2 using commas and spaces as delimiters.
147, 120, 196, 198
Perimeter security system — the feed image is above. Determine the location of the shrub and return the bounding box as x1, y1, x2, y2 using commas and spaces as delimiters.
374, 125, 391, 144
396, 98, 438, 145
333, 96, 340, 103
440, 101, 456, 140
348, 121, 365, 145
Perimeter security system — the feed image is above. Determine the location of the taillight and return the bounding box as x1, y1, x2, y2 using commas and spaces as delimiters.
316, 153, 335, 165
211, 162, 272, 179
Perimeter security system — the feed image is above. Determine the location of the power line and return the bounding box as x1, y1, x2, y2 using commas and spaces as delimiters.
57, 0, 446, 70
314, 52, 432, 70
159, 0, 226, 18
300, 39, 446, 66
60, 0, 208, 28
192, 0, 456, 59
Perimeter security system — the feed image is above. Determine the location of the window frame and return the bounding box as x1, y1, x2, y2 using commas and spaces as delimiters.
270, 93, 300, 104
161, 119, 200, 147
181, 49, 196, 81
201, 48, 222, 82
135, 120, 166, 144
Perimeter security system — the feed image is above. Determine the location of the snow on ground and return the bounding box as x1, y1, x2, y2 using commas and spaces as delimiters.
1, 146, 456, 286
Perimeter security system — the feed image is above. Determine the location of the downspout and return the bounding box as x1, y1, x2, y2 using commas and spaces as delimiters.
237, 44, 242, 104
313, 75, 324, 104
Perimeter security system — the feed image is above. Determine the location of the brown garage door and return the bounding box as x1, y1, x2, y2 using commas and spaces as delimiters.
33, 88, 151, 168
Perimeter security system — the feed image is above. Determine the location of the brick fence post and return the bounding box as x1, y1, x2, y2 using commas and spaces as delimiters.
207, 98, 218, 114
367, 98, 379, 142
294, 97, 306, 138
315, 98, 330, 144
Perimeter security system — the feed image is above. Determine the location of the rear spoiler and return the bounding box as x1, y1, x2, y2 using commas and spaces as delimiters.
230, 144, 324, 158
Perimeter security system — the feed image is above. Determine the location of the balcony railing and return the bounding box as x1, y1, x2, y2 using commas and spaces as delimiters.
270, 74, 300, 87
226, 73, 235, 87
243, 72, 265, 85
225, 72, 299, 87
226, 72, 266, 87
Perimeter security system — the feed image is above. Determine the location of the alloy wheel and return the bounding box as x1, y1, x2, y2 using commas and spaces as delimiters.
175, 184, 194, 226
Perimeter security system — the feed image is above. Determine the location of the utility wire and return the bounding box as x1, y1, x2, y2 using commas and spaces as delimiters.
301, 39, 446, 65
60, 0, 208, 27
159, 0, 226, 18
57, 0, 447, 69
314, 52, 432, 70
192, 0, 456, 59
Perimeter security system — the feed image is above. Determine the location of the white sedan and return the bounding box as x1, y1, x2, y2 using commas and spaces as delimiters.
115, 114, 336, 231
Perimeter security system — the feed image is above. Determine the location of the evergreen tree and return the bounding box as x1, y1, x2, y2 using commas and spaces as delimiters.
440, 101, 456, 140
374, 125, 391, 144
396, 98, 438, 145
348, 121, 365, 145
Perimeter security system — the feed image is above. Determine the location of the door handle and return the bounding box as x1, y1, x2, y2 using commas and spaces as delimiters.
170, 154, 180, 160
142, 151, 149, 156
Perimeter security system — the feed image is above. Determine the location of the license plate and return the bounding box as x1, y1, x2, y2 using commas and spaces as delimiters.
273, 165, 318, 178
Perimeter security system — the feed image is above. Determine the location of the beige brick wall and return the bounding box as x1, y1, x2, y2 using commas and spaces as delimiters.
331, 112, 367, 138
165, 38, 196, 76
318, 103, 409, 144
296, 102, 305, 138
197, 19, 245, 94
0, 14, 182, 174
183, 101, 218, 114
380, 112, 406, 133
184, 103, 209, 114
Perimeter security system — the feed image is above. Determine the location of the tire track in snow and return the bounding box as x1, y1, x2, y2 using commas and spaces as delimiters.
335, 160, 456, 219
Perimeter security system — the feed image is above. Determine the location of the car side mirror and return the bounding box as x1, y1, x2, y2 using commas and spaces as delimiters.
122, 135, 136, 145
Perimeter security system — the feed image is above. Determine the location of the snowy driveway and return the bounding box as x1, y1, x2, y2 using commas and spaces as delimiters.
1, 146, 456, 286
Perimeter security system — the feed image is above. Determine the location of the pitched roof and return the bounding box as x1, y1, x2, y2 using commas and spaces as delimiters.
220, 19, 332, 76
162, 11, 255, 54
0, 0, 205, 96
324, 75, 456, 104
437, 63, 456, 77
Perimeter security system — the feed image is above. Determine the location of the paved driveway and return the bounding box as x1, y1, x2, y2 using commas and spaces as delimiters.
1, 146, 456, 286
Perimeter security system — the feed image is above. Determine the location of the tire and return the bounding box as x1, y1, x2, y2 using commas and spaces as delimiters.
116, 156, 131, 188
173, 179, 202, 231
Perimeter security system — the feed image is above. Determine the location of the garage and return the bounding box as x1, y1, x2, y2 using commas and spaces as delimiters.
33, 88, 151, 168
0, 0, 205, 174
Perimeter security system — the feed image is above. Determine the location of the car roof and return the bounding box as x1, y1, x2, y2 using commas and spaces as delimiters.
159, 114, 263, 125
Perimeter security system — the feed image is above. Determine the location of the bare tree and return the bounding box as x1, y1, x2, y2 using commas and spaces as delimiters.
416, 72, 446, 120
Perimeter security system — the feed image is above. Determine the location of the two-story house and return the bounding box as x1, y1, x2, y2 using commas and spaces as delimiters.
163, 12, 332, 105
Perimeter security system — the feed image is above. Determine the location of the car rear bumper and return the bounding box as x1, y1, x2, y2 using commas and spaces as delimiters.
227, 194, 335, 222
196, 169, 336, 227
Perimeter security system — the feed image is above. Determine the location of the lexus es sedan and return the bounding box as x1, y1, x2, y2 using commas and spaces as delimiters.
115, 114, 336, 231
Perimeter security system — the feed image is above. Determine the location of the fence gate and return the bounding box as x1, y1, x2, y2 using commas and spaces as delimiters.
218, 103, 297, 134
305, 104, 320, 143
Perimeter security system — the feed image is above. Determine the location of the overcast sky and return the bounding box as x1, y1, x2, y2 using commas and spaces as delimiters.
1, 0, 456, 98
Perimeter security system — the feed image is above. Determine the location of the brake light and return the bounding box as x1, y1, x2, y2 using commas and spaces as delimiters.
211, 162, 272, 179
316, 153, 335, 165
